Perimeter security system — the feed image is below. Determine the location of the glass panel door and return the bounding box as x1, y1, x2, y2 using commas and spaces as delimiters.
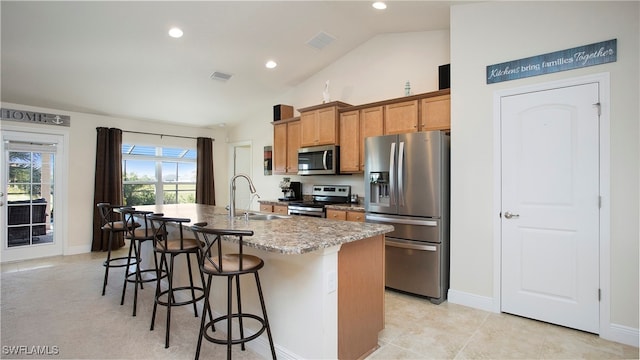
1, 130, 64, 263
6, 149, 55, 247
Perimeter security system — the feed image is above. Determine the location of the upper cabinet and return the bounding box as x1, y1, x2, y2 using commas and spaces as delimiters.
299, 102, 351, 147
420, 94, 451, 131
273, 117, 301, 175
339, 105, 384, 173
384, 100, 419, 134
273, 90, 450, 175
338, 110, 360, 173
338, 89, 450, 174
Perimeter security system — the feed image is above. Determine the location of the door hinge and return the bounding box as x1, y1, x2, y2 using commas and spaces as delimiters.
593, 102, 602, 116
598, 288, 601, 301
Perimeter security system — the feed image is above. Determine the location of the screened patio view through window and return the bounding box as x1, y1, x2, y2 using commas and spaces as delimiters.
122, 144, 197, 206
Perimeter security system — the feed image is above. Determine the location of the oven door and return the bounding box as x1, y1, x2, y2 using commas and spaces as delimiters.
288, 206, 325, 218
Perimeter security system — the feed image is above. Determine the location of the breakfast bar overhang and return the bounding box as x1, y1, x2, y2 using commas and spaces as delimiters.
136, 204, 394, 360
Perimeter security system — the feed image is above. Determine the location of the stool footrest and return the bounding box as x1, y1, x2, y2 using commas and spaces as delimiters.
203, 313, 268, 346
156, 287, 205, 307
103, 256, 139, 268
125, 269, 167, 284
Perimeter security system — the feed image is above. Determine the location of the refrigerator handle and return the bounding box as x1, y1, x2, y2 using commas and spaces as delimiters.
386, 239, 437, 252
398, 141, 405, 206
389, 142, 396, 206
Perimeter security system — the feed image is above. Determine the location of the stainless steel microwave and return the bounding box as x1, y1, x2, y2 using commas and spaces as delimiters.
297, 145, 340, 175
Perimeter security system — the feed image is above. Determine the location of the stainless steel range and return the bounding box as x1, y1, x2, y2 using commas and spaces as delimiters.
287, 185, 351, 218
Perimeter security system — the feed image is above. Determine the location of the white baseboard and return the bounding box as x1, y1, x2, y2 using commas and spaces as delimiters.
64, 245, 91, 256
447, 289, 497, 313
601, 322, 640, 348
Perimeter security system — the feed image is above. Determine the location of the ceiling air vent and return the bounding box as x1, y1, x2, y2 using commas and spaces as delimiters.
306, 31, 336, 50
210, 71, 233, 82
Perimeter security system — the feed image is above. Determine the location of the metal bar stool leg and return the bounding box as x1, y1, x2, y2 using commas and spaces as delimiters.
120, 237, 137, 306
235, 275, 246, 351
165, 254, 176, 348
255, 272, 277, 359
226, 276, 233, 360
186, 253, 199, 317
196, 251, 215, 326
195, 274, 213, 360
101, 231, 113, 296
150, 252, 167, 331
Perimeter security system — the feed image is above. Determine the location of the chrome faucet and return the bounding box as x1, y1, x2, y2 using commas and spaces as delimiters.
229, 174, 258, 218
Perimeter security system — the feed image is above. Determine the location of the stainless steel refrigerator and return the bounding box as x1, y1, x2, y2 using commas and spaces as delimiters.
364, 131, 450, 304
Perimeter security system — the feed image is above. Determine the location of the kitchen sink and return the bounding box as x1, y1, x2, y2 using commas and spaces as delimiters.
242, 212, 291, 221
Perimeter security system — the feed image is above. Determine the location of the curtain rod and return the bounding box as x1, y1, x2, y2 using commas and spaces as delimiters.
121, 130, 214, 141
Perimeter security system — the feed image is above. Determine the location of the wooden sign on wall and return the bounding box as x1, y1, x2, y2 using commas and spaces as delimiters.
487, 39, 617, 84
1, 108, 71, 127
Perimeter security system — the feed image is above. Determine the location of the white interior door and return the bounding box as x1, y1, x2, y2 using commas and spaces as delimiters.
1, 130, 65, 262
500, 82, 600, 333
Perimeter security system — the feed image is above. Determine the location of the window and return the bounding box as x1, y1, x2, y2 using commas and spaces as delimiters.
122, 144, 197, 206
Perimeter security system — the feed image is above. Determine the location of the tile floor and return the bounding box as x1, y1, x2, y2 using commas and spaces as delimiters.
1, 248, 638, 359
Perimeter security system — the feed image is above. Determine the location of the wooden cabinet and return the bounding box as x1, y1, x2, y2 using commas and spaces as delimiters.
339, 110, 360, 173
326, 209, 365, 222
339, 106, 384, 174
273, 205, 288, 215
420, 94, 450, 131
273, 118, 300, 175
326, 209, 347, 221
346, 211, 365, 222
286, 121, 301, 174
384, 100, 418, 134
299, 102, 351, 147
359, 106, 384, 171
283, 90, 450, 175
260, 204, 288, 214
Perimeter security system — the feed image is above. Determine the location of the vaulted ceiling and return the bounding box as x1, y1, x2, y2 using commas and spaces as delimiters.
1, 1, 453, 127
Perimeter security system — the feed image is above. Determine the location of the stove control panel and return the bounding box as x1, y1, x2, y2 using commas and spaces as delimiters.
311, 185, 351, 197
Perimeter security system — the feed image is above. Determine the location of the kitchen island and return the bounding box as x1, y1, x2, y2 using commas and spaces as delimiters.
136, 204, 393, 360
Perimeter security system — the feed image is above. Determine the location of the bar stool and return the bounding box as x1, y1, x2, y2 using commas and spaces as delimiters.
148, 214, 209, 348
97, 203, 138, 296
190, 223, 276, 360
118, 208, 167, 316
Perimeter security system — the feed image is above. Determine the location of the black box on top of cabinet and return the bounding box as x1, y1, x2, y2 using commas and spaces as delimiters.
273, 104, 294, 121
438, 64, 450, 90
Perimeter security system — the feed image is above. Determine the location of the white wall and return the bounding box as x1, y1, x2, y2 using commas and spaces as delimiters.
0, 102, 227, 253
449, 0, 638, 341
227, 30, 450, 202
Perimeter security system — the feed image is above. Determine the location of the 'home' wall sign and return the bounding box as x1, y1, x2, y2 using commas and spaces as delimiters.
1, 108, 71, 127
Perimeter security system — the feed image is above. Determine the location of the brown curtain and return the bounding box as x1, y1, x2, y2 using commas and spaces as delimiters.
196, 137, 216, 205
91, 127, 124, 251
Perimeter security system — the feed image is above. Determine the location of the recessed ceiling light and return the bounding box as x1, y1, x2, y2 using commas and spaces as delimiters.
372, 2, 387, 10
265, 60, 277, 69
168, 27, 183, 38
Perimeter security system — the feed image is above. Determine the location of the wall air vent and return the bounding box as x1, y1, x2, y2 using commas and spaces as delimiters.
306, 31, 336, 50
210, 71, 233, 82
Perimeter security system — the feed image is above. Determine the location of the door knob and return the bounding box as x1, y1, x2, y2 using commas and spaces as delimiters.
504, 211, 520, 219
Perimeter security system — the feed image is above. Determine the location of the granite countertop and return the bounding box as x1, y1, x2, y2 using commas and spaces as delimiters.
136, 204, 392, 255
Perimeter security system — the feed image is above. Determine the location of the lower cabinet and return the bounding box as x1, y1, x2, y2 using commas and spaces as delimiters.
326, 209, 365, 222
273, 205, 288, 215
260, 204, 289, 215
